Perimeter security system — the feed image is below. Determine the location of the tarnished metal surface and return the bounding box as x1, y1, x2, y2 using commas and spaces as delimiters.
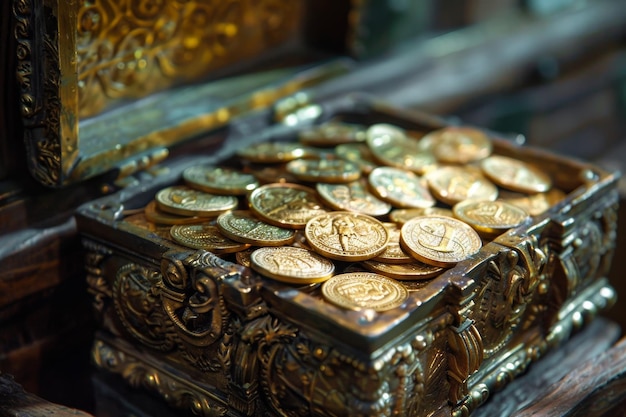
77, 96, 620, 416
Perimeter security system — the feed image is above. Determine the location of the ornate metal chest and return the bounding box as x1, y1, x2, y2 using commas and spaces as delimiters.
76, 94, 620, 417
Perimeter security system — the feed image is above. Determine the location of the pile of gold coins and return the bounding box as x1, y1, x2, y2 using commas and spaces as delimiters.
135, 121, 564, 313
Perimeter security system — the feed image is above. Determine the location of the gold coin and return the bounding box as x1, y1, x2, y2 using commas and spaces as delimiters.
248, 183, 327, 229
366, 124, 436, 175
237, 141, 311, 163
298, 122, 366, 147
334, 143, 378, 175
480, 155, 552, 193
389, 207, 454, 225
372, 223, 412, 264
362, 260, 444, 280
452, 199, 529, 237
183, 165, 259, 195
124, 213, 172, 240
424, 126, 492, 164
425, 166, 498, 205
499, 188, 566, 216
156, 185, 239, 217
305, 211, 389, 262
216, 210, 295, 246
316, 180, 392, 217
250, 246, 335, 284
144, 200, 204, 225
170, 223, 251, 254
286, 158, 361, 183
247, 164, 299, 185
368, 166, 436, 209
400, 216, 482, 267
321, 272, 409, 312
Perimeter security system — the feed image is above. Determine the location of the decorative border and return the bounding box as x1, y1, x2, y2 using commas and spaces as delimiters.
13, 0, 64, 186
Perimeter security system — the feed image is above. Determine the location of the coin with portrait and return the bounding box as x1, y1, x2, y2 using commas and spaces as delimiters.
248, 183, 327, 229
321, 272, 409, 312
250, 246, 335, 284
305, 211, 389, 262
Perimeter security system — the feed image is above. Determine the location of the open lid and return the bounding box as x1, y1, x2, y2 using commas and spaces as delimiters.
13, 0, 353, 187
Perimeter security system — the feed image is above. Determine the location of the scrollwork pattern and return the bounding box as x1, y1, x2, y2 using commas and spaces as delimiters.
13, 0, 62, 186
469, 236, 548, 360
76, 0, 302, 117
113, 263, 177, 351
239, 315, 425, 417
447, 320, 483, 407
93, 339, 229, 416
83, 239, 113, 320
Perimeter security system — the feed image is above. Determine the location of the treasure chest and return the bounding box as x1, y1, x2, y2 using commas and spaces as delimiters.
4, 0, 625, 415
75, 90, 620, 416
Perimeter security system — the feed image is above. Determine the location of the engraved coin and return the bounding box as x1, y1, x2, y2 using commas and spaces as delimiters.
425, 166, 498, 205
316, 180, 392, 217
400, 216, 482, 267
248, 183, 327, 229
183, 165, 259, 195
481, 155, 552, 194
144, 200, 204, 225
362, 260, 444, 280
368, 166, 436, 208
321, 272, 409, 312
366, 124, 436, 175
305, 212, 389, 262
156, 185, 239, 217
237, 141, 311, 163
499, 188, 566, 216
335, 143, 379, 175
372, 223, 412, 264
389, 207, 454, 225
286, 158, 361, 184
216, 210, 295, 246
452, 199, 530, 237
250, 246, 335, 284
170, 223, 251, 254
298, 122, 366, 147
424, 126, 492, 164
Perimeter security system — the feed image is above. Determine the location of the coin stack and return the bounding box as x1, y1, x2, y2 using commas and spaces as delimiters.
132, 121, 564, 313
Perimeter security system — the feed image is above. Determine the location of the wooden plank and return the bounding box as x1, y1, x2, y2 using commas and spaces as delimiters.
0, 373, 93, 417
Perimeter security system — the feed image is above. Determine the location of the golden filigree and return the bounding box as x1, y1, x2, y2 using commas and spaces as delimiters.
447, 319, 483, 406
92, 337, 229, 416
113, 263, 177, 351
13, 0, 63, 186
76, 0, 303, 118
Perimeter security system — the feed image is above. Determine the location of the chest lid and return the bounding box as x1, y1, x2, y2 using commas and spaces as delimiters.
13, 0, 352, 188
